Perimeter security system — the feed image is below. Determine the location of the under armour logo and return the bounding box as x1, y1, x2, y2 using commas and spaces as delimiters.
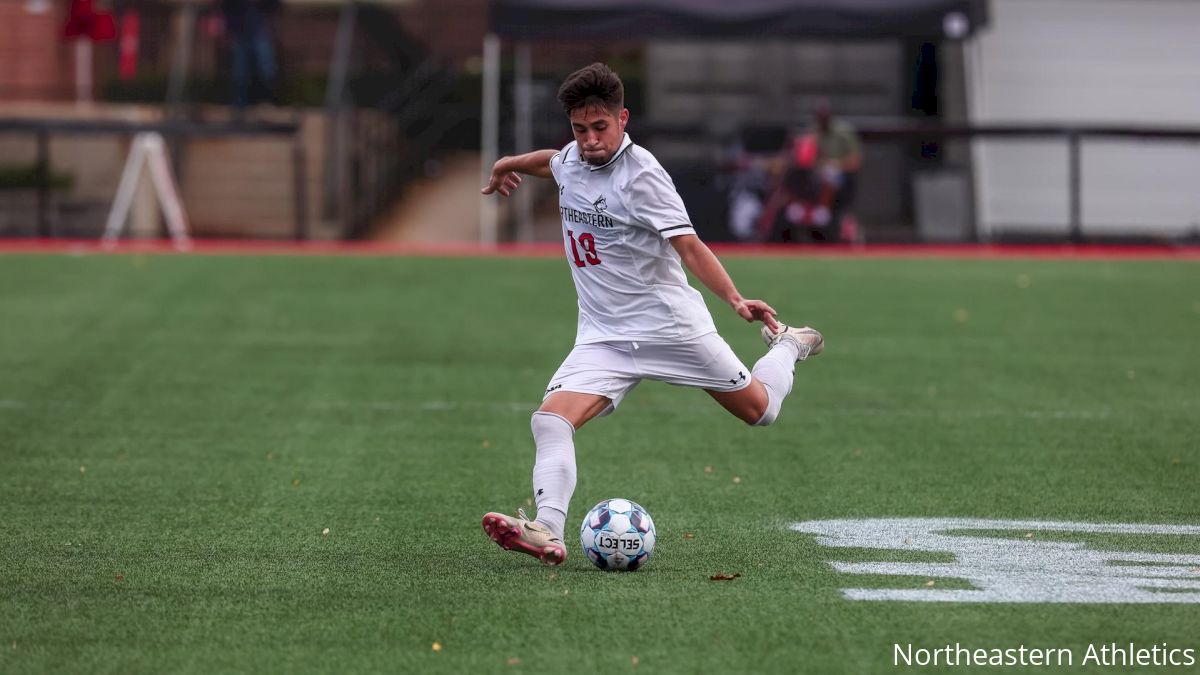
592, 195, 607, 213
546, 384, 563, 393
729, 371, 747, 385
537, 488, 544, 496
559, 184, 565, 195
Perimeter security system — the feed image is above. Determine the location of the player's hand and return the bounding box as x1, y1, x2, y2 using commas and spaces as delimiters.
481, 166, 522, 197
733, 299, 779, 331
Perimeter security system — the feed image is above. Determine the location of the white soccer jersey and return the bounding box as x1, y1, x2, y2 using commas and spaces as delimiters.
548, 133, 717, 344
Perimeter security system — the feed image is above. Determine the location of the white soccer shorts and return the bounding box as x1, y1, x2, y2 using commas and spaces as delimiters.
542, 332, 752, 411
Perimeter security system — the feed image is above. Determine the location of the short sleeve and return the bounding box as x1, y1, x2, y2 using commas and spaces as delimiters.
549, 151, 562, 185
627, 168, 695, 239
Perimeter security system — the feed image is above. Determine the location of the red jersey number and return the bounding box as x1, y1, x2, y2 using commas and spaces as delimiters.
567, 230, 602, 267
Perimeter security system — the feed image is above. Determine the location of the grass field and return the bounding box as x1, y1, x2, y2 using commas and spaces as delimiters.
1, 251, 1198, 674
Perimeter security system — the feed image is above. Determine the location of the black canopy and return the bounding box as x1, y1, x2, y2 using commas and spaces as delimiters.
489, 0, 989, 41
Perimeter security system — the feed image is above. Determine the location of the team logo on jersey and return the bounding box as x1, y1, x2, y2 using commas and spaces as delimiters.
592, 195, 608, 214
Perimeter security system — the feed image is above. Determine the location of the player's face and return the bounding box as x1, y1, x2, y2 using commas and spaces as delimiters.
569, 104, 629, 165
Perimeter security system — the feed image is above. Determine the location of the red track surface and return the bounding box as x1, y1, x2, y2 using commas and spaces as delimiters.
1, 238, 1198, 259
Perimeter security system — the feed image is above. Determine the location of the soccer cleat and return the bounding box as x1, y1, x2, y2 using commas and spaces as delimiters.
761, 323, 824, 361
481, 508, 567, 566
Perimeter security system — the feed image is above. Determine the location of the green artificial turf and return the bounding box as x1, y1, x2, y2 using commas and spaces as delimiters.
0, 252, 1197, 674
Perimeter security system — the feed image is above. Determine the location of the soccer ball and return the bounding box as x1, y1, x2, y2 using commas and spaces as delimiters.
579, 498, 656, 571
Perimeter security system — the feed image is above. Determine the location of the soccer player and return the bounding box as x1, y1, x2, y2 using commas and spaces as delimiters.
480, 63, 823, 565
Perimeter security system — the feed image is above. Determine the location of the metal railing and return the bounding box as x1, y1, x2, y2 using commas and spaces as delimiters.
855, 122, 1200, 243
632, 120, 1200, 243
322, 1, 468, 238
0, 117, 307, 239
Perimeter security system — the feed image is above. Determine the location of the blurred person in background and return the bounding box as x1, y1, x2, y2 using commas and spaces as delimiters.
717, 133, 768, 242
758, 99, 862, 243
220, 0, 281, 117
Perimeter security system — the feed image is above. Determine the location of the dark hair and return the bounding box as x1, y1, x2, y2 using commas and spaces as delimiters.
557, 63, 624, 116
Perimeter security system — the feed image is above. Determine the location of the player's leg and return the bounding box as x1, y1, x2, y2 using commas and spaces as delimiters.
636, 333, 765, 424
707, 380, 771, 425
522, 390, 611, 544
702, 325, 823, 426
531, 342, 638, 536
483, 343, 638, 565
481, 391, 610, 566
744, 324, 822, 425
538, 390, 615, 430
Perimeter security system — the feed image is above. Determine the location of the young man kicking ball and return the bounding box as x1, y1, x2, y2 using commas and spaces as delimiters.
480, 63, 823, 565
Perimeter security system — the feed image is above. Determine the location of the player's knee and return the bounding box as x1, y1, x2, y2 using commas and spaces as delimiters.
751, 408, 777, 426
734, 401, 761, 425
751, 393, 782, 427
532, 410, 575, 436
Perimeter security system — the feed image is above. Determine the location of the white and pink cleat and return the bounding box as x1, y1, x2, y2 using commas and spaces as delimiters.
482, 508, 567, 566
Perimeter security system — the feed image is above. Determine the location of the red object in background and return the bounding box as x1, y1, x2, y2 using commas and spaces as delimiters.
118, 9, 140, 80
791, 134, 820, 169
63, 0, 116, 41
202, 12, 226, 39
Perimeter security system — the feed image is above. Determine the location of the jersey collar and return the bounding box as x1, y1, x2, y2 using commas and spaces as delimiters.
587, 133, 633, 172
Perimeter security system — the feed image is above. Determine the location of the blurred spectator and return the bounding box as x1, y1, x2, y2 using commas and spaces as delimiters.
718, 135, 767, 241
220, 0, 280, 115
758, 99, 863, 243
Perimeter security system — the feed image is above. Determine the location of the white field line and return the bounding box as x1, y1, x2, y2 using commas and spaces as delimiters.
792, 518, 1200, 603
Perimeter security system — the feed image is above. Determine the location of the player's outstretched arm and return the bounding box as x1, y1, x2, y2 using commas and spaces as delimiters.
669, 234, 780, 331
481, 149, 557, 196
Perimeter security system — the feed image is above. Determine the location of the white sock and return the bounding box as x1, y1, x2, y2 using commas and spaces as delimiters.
751, 343, 797, 426
530, 411, 576, 539
534, 507, 567, 541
